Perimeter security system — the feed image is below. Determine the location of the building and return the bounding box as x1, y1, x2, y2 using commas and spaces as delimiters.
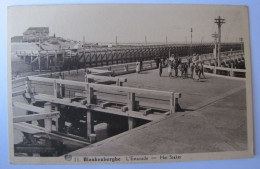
23, 27, 49, 43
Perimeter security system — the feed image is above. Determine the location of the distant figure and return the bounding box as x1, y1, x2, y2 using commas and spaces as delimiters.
188, 56, 192, 68
193, 63, 200, 81
159, 62, 163, 77
140, 59, 143, 71
174, 58, 179, 77
183, 63, 188, 79
198, 62, 205, 79
168, 61, 173, 77
178, 64, 182, 77
154, 57, 160, 68
136, 61, 140, 73
191, 63, 195, 79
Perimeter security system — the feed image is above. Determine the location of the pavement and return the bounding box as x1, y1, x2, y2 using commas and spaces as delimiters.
70, 68, 247, 156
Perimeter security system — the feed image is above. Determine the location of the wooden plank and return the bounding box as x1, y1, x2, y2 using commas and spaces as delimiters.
13, 112, 60, 123
86, 74, 127, 82
143, 108, 153, 116
13, 102, 45, 114
12, 77, 27, 86
95, 92, 169, 110
90, 83, 172, 97
100, 102, 112, 109
56, 78, 86, 87
28, 76, 55, 83
87, 68, 112, 74
13, 123, 89, 147
33, 94, 164, 120
12, 90, 25, 97
34, 94, 89, 109
13, 122, 44, 134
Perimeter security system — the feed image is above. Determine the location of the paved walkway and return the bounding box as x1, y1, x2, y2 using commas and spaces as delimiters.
71, 68, 247, 156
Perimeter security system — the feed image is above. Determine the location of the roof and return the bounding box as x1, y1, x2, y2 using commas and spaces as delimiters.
11, 36, 23, 43
23, 27, 49, 35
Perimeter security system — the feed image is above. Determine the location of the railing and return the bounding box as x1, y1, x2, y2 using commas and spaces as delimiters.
97, 60, 156, 75
24, 76, 181, 116
203, 65, 246, 78
16, 50, 39, 55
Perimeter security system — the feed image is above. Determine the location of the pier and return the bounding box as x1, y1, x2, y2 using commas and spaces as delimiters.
11, 43, 246, 156
14, 43, 242, 73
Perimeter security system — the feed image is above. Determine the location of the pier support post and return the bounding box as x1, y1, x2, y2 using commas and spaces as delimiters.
127, 92, 136, 129
128, 117, 136, 130
44, 102, 52, 132
86, 110, 96, 143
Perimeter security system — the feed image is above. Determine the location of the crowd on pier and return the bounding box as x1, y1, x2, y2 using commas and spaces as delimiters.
210, 57, 245, 69
136, 54, 206, 81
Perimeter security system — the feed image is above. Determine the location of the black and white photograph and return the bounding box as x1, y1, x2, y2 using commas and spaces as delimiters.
7, 4, 254, 164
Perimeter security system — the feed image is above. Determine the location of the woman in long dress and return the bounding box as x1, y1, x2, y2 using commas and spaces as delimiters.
178, 64, 182, 77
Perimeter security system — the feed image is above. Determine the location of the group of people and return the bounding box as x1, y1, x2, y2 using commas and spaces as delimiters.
157, 54, 206, 81
211, 57, 245, 69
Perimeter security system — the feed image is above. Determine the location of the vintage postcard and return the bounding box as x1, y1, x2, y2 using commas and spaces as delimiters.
7, 4, 254, 164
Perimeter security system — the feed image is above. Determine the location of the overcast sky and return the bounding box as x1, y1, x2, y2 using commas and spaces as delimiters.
8, 4, 249, 43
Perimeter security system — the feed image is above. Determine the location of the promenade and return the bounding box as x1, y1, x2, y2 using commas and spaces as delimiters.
71, 68, 247, 156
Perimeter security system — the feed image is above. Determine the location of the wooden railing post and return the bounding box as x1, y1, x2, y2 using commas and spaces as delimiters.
124, 64, 128, 72
230, 63, 234, 77
25, 79, 31, 94
87, 83, 93, 104
44, 102, 52, 132
59, 75, 65, 97
85, 73, 88, 83
116, 78, 120, 86
213, 66, 216, 74
170, 92, 181, 114
53, 79, 60, 98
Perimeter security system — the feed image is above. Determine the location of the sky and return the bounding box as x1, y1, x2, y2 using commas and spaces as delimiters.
7, 4, 249, 43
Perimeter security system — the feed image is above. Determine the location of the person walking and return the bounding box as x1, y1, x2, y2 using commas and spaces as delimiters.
183, 62, 188, 79
193, 62, 200, 81
140, 59, 143, 71
199, 62, 205, 79
178, 63, 182, 77
159, 62, 163, 77
191, 62, 195, 79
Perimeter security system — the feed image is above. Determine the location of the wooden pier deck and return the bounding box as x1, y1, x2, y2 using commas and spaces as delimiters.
70, 68, 247, 156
